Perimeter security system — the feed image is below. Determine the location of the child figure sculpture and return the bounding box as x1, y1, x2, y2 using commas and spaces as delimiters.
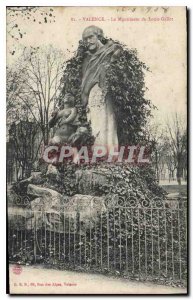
49, 93, 80, 145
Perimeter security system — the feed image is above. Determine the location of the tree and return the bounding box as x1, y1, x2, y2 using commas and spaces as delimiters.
145, 114, 187, 185
7, 45, 65, 179
166, 113, 187, 185
8, 121, 41, 180
145, 121, 167, 182
7, 46, 65, 144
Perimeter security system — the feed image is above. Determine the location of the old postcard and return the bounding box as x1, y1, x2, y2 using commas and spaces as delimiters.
7, 6, 187, 294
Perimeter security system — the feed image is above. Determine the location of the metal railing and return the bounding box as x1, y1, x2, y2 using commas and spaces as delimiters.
8, 197, 187, 285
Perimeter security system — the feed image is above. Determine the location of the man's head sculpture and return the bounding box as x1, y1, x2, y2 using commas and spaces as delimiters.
82, 25, 104, 52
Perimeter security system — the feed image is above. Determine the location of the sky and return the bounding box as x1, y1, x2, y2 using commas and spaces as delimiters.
7, 6, 187, 125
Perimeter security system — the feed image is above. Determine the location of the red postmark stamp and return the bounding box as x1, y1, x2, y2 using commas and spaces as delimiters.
12, 264, 22, 275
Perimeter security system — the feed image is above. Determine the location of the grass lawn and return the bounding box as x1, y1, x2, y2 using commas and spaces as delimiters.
160, 184, 187, 196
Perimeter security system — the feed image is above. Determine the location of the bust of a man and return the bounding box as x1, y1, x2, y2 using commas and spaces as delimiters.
81, 26, 121, 107
82, 26, 104, 54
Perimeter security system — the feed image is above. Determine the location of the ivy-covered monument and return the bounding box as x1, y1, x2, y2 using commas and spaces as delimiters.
43, 25, 165, 202
59, 25, 152, 146
9, 25, 166, 232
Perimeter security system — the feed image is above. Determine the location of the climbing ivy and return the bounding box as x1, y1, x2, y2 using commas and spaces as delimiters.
58, 39, 154, 145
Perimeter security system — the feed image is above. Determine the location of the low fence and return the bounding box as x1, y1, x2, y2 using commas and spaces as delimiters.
8, 197, 187, 286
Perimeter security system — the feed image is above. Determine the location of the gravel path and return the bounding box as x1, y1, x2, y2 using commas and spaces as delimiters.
9, 264, 187, 294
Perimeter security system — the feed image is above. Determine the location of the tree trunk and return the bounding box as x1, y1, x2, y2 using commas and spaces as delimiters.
177, 153, 183, 186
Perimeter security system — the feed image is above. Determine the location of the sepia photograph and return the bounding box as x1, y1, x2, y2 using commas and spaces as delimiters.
6, 6, 187, 295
